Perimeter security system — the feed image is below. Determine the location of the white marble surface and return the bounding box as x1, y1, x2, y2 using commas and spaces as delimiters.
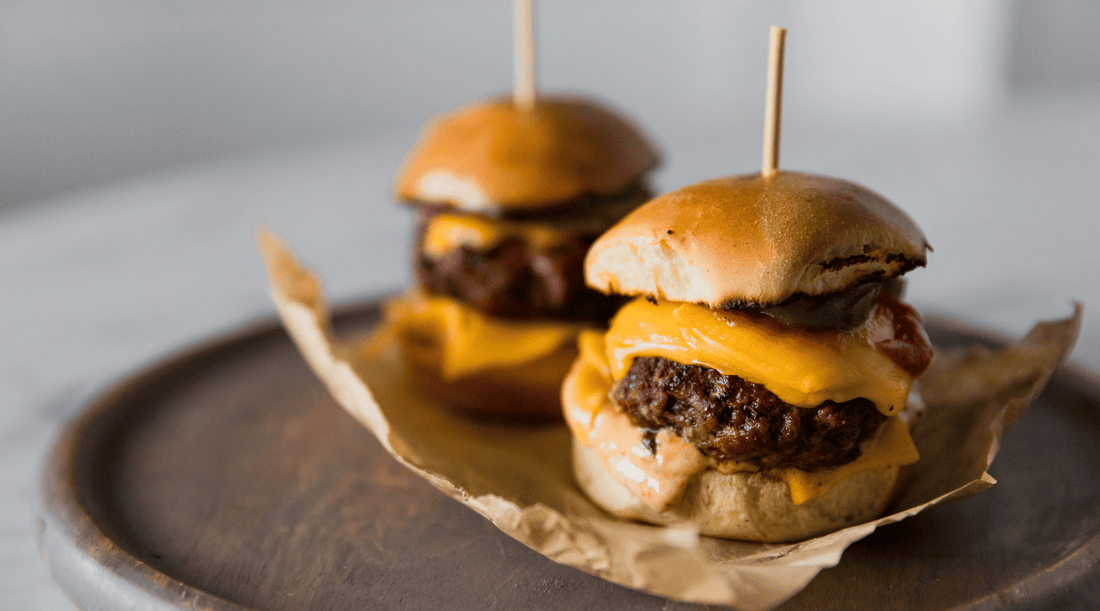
2, 94, 1099, 608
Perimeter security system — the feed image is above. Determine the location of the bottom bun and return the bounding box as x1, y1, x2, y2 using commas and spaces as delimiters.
405, 344, 576, 421
573, 440, 900, 542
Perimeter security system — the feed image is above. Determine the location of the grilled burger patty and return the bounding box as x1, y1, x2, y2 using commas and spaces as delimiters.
415, 224, 626, 323
411, 185, 651, 323
612, 356, 887, 471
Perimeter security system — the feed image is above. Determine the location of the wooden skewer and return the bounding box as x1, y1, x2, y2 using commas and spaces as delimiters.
514, 0, 537, 111
762, 25, 786, 177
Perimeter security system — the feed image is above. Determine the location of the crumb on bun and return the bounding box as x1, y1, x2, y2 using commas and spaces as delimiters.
584, 171, 930, 308
394, 95, 660, 214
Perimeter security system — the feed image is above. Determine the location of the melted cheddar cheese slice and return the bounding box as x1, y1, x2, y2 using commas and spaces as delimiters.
777, 415, 917, 504
561, 298, 924, 506
385, 292, 584, 379
421, 213, 573, 258
605, 297, 916, 415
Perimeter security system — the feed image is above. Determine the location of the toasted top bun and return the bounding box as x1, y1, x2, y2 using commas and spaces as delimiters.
585, 171, 930, 308
394, 95, 660, 214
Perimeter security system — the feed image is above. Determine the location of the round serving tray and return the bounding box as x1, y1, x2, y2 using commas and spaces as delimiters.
38, 300, 1100, 610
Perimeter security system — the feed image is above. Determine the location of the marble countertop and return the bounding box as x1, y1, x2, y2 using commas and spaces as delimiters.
3, 96, 1098, 608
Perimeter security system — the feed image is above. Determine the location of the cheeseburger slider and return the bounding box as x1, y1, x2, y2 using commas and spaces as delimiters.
386, 94, 660, 420
562, 170, 933, 541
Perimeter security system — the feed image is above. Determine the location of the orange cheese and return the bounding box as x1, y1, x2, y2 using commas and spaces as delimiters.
561, 304, 921, 507
421, 213, 571, 258
604, 297, 916, 415
385, 292, 584, 379
778, 415, 917, 504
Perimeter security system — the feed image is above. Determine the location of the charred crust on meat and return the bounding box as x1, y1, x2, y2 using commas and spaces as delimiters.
612, 356, 887, 471
414, 215, 627, 322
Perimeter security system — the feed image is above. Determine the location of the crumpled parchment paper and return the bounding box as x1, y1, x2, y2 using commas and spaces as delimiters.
257, 230, 1083, 610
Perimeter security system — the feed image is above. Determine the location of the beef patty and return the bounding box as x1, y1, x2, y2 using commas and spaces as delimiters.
411, 184, 649, 322
612, 356, 887, 471
415, 225, 627, 322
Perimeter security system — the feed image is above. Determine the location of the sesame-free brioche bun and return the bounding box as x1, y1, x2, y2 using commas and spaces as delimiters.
394, 95, 660, 214
572, 440, 901, 542
585, 171, 929, 308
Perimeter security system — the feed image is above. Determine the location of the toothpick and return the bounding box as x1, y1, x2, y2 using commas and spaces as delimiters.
514, 0, 537, 111
762, 25, 786, 177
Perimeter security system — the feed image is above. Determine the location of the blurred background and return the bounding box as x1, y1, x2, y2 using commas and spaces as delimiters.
4, 2, 1100, 607
2, 0, 1099, 207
